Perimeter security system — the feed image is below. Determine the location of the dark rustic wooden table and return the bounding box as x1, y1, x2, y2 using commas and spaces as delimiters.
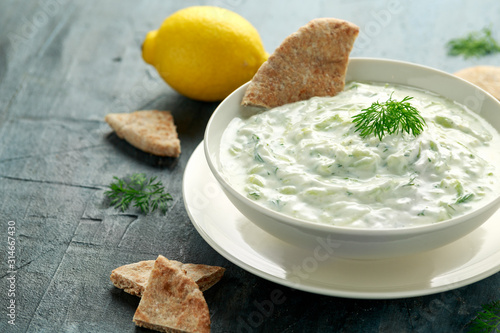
1, 1, 500, 332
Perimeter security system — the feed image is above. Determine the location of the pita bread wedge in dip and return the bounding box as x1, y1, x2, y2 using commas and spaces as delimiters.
110, 259, 225, 297
241, 18, 359, 109
105, 110, 181, 157
133, 255, 211, 333
454, 66, 500, 100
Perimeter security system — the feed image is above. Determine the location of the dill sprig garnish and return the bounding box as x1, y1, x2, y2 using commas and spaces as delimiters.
447, 27, 500, 59
466, 301, 500, 332
104, 173, 173, 214
351, 93, 426, 141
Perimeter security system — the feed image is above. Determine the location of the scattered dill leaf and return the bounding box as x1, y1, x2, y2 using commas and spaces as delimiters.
271, 198, 282, 207
403, 177, 416, 187
254, 151, 265, 163
352, 93, 427, 141
447, 27, 500, 59
248, 192, 261, 200
104, 173, 172, 214
456, 193, 475, 204
467, 301, 500, 333
252, 134, 265, 162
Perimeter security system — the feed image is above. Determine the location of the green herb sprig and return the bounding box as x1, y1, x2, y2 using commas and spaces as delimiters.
447, 27, 500, 59
104, 173, 173, 214
467, 301, 500, 332
351, 94, 426, 141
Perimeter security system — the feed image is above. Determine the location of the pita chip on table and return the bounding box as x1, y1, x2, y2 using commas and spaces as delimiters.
132, 255, 211, 333
110, 259, 225, 297
105, 110, 181, 157
241, 18, 359, 109
454, 66, 500, 100
181, 263, 226, 292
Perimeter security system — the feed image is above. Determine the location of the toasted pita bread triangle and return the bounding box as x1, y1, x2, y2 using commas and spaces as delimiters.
133, 255, 210, 333
105, 110, 181, 157
110, 260, 154, 297
241, 18, 359, 109
110, 260, 225, 297
454, 66, 500, 100
181, 263, 226, 292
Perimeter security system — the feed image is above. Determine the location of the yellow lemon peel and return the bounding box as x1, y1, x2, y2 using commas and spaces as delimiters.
142, 6, 268, 102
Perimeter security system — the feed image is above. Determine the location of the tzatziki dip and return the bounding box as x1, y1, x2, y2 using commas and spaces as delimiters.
219, 82, 500, 228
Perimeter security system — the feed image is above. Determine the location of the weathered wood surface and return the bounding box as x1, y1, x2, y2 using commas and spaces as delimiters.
1, 1, 499, 332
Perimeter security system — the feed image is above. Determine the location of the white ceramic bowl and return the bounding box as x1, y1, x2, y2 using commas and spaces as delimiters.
204, 58, 500, 259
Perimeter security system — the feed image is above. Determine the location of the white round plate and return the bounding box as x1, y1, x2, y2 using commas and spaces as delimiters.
183, 142, 500, 299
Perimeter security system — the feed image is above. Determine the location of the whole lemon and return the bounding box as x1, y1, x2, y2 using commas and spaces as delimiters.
142, 6, 269, 102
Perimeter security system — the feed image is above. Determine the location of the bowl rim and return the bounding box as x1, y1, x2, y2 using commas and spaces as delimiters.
204, 57, 500, 236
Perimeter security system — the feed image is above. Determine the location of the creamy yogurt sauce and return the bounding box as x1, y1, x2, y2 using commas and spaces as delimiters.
220, 82, 500, 228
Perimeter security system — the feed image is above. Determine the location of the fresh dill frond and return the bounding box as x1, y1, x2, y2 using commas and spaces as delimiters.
104, 173, 173, 214
447, 27, 500, 59
351, 93, 426, 141
467, 300, 500, 333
